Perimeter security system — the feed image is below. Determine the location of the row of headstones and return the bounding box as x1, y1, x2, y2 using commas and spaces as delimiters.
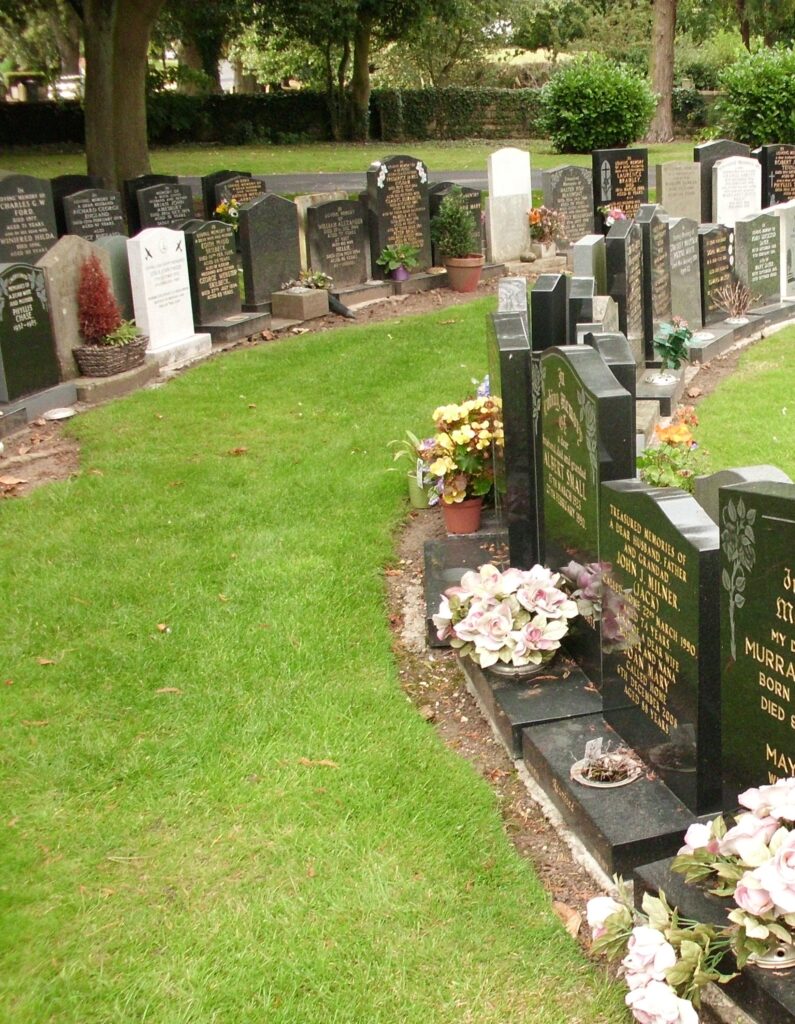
488, 306, 794, 817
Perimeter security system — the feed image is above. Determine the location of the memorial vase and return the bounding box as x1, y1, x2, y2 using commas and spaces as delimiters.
483, 654, 557, 683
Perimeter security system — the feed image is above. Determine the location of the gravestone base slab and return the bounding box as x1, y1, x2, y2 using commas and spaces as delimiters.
636, 399, 660, 444
147, 333, 211, 371
0, 381, 78, 431
270, 289, 329, 321
196, 311, 271, 344
635, 858, 795, 1024
461, 656, 602, 759
423, 524, 508, 648
333, 281, 392, 306
521, 715, 696, 876
75, 360, 159, 404
392, 269, 449, 295
242, 300, 271, 315
687, 323, 738, 363
636, 368, 685, 417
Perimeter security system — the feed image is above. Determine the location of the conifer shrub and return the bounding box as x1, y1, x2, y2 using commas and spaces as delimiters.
77, 255, 122, 346
538, 55, 656, 153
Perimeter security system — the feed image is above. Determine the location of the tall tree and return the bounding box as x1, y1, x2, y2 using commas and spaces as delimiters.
646, 0, 677, 142
155, 0, 255, 93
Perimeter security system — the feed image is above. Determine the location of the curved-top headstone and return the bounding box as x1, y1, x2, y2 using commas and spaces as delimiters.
50, 173, 104, 235
64, 188, 127, 241
0, 173, 58, 264
238, 193, 301, 310
306, 199, 368, 288
754, 144, 795, 207
365, 155, 432, 276
0, 262, 59, 401
694, 139, 751, 223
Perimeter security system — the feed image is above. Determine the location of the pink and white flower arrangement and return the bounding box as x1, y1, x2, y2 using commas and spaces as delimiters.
432, 562, 578, 668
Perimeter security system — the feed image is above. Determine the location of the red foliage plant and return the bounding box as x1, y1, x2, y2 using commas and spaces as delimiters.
78, 254, 121, 344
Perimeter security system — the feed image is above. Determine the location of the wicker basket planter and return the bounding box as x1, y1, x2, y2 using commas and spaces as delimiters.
73, 335, 148, 378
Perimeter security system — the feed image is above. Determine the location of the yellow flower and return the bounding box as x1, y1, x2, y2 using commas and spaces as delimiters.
451, 426, 474, 445
429, 456, 455, 476
436, 432, 454, 452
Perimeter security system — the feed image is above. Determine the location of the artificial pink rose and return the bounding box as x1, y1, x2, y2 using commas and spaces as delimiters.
719, 813, 778, 866
586, 895, 624, 939
511, 615, 567, 661
757, 831, 795, 915
678, 821, 720, 856
498, 567, 525, 594
432, 595, 453, 641
473, 600, 514, 651
733, 870, 775, 916
459, 563, 503, 599
739, 778, 795, 822
738, 786, 764, 814
626, 981, 698, 1024
451, 601, 489, 644
622, 927, 677, 981
515, 580, 578, 620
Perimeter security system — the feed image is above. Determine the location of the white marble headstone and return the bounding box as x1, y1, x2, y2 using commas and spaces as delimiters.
712, 156, 761, 228
127, 227, 202, 357
764, 199, 795, 299
486, 147, 532, 262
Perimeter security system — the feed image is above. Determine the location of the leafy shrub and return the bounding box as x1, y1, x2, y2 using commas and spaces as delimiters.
538, 56, 656, 153
672, 87, 709, 130
717, 46, 795, 147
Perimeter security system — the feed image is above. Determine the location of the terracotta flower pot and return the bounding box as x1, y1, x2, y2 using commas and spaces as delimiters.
444, 254, 485, 293
441, 496, 482, 534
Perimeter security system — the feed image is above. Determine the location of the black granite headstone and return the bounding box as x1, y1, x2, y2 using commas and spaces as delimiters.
137, 183, 195, 231
667, 217, 702, 328
540, 345, 634, 683
365, 155, 432, 277
600, 481, 721, 813
720, 480, 795, 805
123, 174, 178, 235
0, 263, 59, 401
487, 311, 542, 569
63, 188, 127, 241
428, 182, 484, 264
605, 219, 645, 364
531, 273, 568, 351
238, 193, 301, 311
542, 165, 594, 248
201, 170, 251, 219
306, 199, 369, 287
0, 174, 58, 264
698, 224, 734, 326
636, 205, 672, 362
754, 144, 795, 207
734, 211, 781, 309
50, 173, 103, 235
214, 176, 267, 210
694, 139, 751, 224
183, 220, 241, 326
583, 331, 637, 440
592, 148, 648, 230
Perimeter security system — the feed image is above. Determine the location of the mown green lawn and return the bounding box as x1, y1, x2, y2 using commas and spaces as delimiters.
0, 299, 628, 1023
4, 139, 695, 179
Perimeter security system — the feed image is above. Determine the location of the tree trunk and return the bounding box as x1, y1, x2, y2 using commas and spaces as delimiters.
348, 14, 372, 141
646, 0, 677, 143
176, 39, 205, 95
736, 0, 750, 49
233, 59, 258, 95
83, 0, 165, 189
50, 3, 82, 76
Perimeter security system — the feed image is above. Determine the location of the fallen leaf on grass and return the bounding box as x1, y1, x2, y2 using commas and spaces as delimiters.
88, 468, 104, 476
260, 330, 276, 341
687, 386, 703, 398
227, 447, 248, 456
0, 475, 26, 488
552, 901, 582, 938
156, 623, 170, 633
297, 757, 339, 769
306, 863, 316, 878
438, 318, 461, 325
21, 720, 49, 727
218, 593, 229, 602
4, 679, 12, 686
155, 687, 183, 695
17, 445, 30, 456
290, 327, 309, 335
36, 657, 56, 666
384, 568, 402, 577
248, 403, 257, 409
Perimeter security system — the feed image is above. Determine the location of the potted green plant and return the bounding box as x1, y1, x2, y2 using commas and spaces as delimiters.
430, 187, 484, 292
376, 243, 420, 281
389, 430, 436, 508
649, 315, 692, 385
74, 254, 147, 377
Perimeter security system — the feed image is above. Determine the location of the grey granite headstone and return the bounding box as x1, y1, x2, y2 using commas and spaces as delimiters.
123, 174, 178, 234
541, 164, 593, 249
36, 234, 113, 379
572, 234, 606, 294
734, 211, 781, 309
605, 219, 644, 364
496, 276, 528, 315
698, 225, 734, 326
694, 465, 792, 524
215, 176, 266, 209
568, 276, 595, 343
636, 204, 672, 360
655, 161, 701, 223
307, 199, 369, 288
694, 139, 751, 223
239, 193, 301, 311
64, 188, 127, 241
50, 173, 103, 235
575, 295, 620, 343
95, 233, 134, 321
200, 170, 251, 219
0, 173, 58, 263
0, 262, 59, 400
183, 220, 241, 326
294, 191, 348, 270
667, 217, 702, 328
137, 183, 195, 231
366, 154, 432, 276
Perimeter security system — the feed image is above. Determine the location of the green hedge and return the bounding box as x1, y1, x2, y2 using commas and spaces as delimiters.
0, 99, 84, 145
371, 87, 543, 140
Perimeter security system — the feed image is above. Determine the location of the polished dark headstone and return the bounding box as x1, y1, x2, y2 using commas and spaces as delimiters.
572, 234, 606, 293
122, 174, 178, 234
754, 143, 795, 207
734, 211, 781, 309
50, 173, 103, 235
567, 276, 595, 344
0, 173, 58, 263
460, 656, 601, 758
63, 188, 127, 241
521, 716, 696, 875
200, 169, 251, 219
487, 311, 541, 569
592, 148, 648, 230
428, 182, 484, 263
137, 183, 195, 231
720, 480, 795, 806
605, 219, 645, 364
667, 217, 702, 328
307, 199, 369, 287
365, 155, 432, 277
636, 205, 672, 361
0, 263, 59, 401
540, 345, 634, 684
183, 220, 241, 326
531, 273, 568, 351
583, 331, 637, 439
694, 465, 792, 524
600, 481, 721, 813
698, 225, 734, 326
635, 858, 795, 1024
694, 139, 751, 223
215, 175, 266, 209
541, 165, 594, 249
423, 529, 509, 647
239, 194, 301, 312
